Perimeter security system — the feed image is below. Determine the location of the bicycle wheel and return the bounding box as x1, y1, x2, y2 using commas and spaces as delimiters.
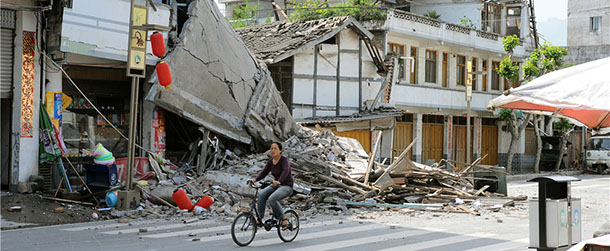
278, 209, 299, 242
231, 212, 257, 246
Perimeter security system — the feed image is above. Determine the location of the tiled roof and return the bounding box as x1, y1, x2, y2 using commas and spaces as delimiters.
236, 16, 372, 63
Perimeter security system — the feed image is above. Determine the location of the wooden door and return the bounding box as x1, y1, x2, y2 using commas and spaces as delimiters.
422, 124, 443, 163
393, 122, 413, 159
481, 125, 498, 165
452, 125, 472, 166
333, 129, 372, 153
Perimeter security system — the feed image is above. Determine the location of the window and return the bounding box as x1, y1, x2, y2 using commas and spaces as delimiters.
410, 47, 417, 84
471, 58, 477, 90
456, 55, 466, 86
425, 50, 437, 83
388, 43, 406, 80
482, 3, 501, 33
482, 60, 488, 92
506, 7, 522, 37
491, 61, 500, 90
442, 53, 448, 87
590, 16, 602, 32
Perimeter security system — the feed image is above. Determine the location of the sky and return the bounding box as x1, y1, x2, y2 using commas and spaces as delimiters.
534, 0, 568, 46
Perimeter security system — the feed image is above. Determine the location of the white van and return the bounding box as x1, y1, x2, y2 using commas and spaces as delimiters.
586, 135, 610, 173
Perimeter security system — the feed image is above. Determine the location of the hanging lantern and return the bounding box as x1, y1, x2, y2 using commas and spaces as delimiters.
156, 61, 172, 90
150, 32, 166, 58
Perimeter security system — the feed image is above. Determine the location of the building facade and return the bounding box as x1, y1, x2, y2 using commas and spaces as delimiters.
373, 0, 535, 171
565, 0, 610, 65
1, 0, 173, 191
230, 0, 538, 172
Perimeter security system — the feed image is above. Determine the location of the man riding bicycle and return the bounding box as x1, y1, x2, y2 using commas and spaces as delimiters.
251, 142, 293, 230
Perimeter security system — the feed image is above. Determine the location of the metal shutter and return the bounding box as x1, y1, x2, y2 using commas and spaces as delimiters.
1, 9, 15, 98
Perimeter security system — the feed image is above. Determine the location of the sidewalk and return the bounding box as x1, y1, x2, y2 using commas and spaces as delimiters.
507, 170, 584, 182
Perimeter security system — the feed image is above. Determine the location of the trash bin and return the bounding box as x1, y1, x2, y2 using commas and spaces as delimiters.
528, 176, 581, 250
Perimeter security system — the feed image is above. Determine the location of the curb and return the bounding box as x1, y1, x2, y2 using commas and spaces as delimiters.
506, 170, 584, 182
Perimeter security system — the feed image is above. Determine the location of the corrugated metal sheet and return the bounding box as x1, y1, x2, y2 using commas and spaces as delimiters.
0, 28, 14, 98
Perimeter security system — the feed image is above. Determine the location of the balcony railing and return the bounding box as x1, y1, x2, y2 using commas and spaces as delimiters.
388, 9, 501, 42
389, 10, 441, 28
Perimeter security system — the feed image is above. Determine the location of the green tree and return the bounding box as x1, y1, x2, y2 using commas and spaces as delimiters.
521, 43, 568, 173
459, 16, 475, 28
424, 10, 440, 20
229, 0, 261, 29
288, 0, 385, 22
553, 118, 574, 171
497, 35, 569, 173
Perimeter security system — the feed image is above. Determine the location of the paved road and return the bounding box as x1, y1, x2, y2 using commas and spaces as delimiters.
0, 215, 528, 251
1, 175, 607, 251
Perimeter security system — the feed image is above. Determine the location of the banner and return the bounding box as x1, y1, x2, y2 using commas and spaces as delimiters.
20, 30, 36, 138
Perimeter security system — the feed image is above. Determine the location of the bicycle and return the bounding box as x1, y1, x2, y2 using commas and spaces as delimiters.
231, 180, 300, 246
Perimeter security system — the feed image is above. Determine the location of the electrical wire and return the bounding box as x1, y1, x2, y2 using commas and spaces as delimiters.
41, 51, 163, 160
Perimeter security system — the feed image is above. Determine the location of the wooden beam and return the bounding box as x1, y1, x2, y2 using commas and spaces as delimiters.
364, 131, 383, 185
331, 172, 374, 191
198, 127, 210, 174
315, 173, 366, 195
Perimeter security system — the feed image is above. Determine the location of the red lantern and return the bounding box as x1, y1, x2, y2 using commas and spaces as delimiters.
172, 188, 194, 210
195, 195, 214, 209
150, 32, 166, 57
156, 61, 172, 90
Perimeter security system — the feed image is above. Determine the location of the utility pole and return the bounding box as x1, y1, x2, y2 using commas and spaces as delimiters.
117, 0, 148, 210
529, 0, 540, 49
118, 0, 170, 210
466, 61, 473, 165
465, 61, 487, 165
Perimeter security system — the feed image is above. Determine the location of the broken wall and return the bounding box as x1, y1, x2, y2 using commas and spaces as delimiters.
146, 0, 298, 146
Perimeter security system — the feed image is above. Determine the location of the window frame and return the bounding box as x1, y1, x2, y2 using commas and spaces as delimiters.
388, 43, 406, 81
482, 60, 488, 92
425, 50, 437, 83
471, 57, 477, 91
590, 16, 602, 32
482, 2, 501, 34
410, 47, 417, 84
456, 55, 466, 86
491, 61, 500, 90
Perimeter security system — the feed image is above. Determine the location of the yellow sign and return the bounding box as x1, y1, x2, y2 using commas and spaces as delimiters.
132, 6, 147, 26
129, 50, 146, 70
130, 29, 147, 49
127, 5, 148, 77
466, 61, 473, 99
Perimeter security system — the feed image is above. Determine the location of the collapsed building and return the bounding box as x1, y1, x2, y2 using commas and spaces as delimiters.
1, 0, 525, 220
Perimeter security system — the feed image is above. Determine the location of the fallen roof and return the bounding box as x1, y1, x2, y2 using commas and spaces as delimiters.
236, 16, 374, 64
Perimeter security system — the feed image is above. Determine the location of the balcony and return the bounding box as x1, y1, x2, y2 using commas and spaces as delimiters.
362, 9, 529, 58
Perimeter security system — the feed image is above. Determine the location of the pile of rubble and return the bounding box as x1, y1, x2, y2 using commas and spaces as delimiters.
132, 126, 525, 219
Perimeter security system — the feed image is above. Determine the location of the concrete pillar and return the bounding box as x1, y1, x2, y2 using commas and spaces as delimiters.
413, 113, 423, 163
46, 69, 62, 93
473, 117, 482, 160
142, 101, 155, 155
10, 9, 41, 190
435, 50, 443, 85
443, 115, 453, 161
485, 58, 492, 91
416, 47, 425, 85
448, 53, 457, 88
